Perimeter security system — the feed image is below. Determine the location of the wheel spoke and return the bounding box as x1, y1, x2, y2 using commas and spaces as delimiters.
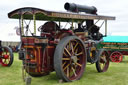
6, 52, 9, 55
72, 67, 77, 77
71, 43, 74, 55
101, 56, 106, 63
2, 52, 5, 56
64, 51, 68, 57
62, 62, 66, 67
74, 42, 79, 51
75, 47, 78, 54
2, 59, 7, 64
67, 67, 69, 77
76, 52, 83, 56
100, 63, 105, 70
67, 41, 71, 51
62, 58, 70, 61
7, 59, 10, 63
75, 62, 82, 67
63, 64, 70, 71
4, 59, 7, 63
5, 51, 8, 55
6, 59, 8, 64
64, 47, 72, 56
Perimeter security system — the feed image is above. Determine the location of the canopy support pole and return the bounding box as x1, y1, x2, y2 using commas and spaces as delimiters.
21, 15, 24, 36
33, 14, 36, 35
105, 20, 107, 36
71, 20, 74, 32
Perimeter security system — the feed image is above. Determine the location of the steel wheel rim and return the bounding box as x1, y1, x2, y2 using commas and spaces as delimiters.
62, 39, 86, 81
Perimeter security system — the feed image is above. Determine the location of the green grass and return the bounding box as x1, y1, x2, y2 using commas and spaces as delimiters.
0, 53, 128, 85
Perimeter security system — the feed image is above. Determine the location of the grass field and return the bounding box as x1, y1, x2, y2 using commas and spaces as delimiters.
0, 53, 128, 85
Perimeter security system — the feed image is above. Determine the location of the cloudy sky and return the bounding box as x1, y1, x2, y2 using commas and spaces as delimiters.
0, 0, 128, 41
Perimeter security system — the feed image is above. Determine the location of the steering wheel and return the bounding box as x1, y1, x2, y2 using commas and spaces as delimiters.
38, 25, 43, 32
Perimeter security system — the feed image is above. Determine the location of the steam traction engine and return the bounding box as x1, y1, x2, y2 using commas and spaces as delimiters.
0, 41, 13, 67
8, 3, 115, 82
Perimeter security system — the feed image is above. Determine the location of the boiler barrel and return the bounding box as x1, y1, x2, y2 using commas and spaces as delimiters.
64, 2, 97, 14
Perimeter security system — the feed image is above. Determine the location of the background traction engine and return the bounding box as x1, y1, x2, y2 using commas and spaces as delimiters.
0, 41, 14, 67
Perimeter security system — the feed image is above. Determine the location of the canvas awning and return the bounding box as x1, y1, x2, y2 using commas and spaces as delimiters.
8, 7, 115, 22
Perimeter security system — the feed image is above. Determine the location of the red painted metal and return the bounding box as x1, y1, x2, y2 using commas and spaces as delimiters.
3, 55, 9, 59
110, 51, 123, 63
1, 49, 10, 66
22, 36, 55, 75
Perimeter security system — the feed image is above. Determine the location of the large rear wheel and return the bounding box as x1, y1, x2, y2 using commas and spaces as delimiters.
54, 36, 87, 82
96, 49, 109, 72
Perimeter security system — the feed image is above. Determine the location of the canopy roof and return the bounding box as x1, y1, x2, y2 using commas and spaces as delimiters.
8, 7, 115, 22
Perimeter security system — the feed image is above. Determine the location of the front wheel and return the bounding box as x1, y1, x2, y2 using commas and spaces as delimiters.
96, 49, 109, 72
54, 36, 87, 82
1, 46, 13, 67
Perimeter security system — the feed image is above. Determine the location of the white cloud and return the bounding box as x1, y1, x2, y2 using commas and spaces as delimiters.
112, 32, 128, 36
0, 0, 128, 41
